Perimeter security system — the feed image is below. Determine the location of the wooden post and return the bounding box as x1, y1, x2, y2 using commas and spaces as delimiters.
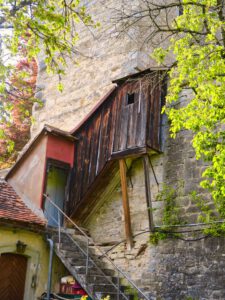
142, 154, 154, 232
119, 159, 133, 250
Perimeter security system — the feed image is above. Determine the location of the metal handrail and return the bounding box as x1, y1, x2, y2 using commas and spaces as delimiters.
60, 229, 126, 300
44, 196, 130, 300
44, 194, 149, 300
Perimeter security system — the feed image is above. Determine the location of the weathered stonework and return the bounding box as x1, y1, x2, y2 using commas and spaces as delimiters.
31, 1, 224, 299
32, 0, 156, 136
84, 114, 218, 299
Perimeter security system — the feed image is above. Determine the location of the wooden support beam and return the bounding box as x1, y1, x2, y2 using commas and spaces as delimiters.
119, 159, 133, 250
142, 154, 154, 232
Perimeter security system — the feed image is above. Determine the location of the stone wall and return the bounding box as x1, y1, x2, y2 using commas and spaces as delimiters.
32, 0, 157, 137
31, 1, 224, 299
84, 110, 222, 299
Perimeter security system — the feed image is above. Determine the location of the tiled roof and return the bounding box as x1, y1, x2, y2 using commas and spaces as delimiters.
0, 180, 46, 227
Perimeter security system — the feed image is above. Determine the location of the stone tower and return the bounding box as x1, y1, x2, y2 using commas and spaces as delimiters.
32, 0, 157, 136
31, 1, 225, 299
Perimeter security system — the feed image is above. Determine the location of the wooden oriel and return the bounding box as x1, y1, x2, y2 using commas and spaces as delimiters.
142, 154, 154, 232
69, 71, 165, 218
119, 159, 133, 250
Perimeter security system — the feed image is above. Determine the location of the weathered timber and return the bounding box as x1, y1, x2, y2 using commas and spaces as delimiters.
142, 154, 154, 232
69, 71, 166, 218
71, 161, 118, 223
119, 159, 133, 250
111, 147, 148, 160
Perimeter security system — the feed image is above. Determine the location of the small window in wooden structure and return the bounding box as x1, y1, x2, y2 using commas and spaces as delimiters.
126, 93, 135, 105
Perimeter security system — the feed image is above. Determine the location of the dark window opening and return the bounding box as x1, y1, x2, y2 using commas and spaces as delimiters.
126, 93, 135, 105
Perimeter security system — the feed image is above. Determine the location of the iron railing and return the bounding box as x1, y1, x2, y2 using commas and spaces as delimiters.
44, 194, 149, 300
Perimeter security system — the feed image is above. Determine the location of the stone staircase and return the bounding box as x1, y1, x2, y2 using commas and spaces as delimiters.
49, 229, 147, 300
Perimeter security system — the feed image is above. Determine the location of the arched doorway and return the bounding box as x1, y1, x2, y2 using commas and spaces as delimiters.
0, 253, 28, 300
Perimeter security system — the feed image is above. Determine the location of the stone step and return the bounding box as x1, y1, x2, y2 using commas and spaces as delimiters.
60, 249, 86, 259
56, 243, 83, 252
55, 239, 102, 259
69, 258, 95, 268
48, 226, 90, 237
79, 274, 121, 285
56, 243, 110, 268
56, 246, 105, 269
92, 283, 127, 293
74, 265, 115, 277
91, 283, 120, 293
51, 233, 145, 300
95, 291, 134, 300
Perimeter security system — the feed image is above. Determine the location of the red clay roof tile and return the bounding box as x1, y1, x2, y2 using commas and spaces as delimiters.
0, 180, 46, 227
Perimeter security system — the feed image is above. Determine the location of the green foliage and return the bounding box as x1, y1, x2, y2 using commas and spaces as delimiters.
190, 190, 225, 236
124, 285, 138, 300
156, 183, 183, 226
152, 0, 225, 218
149, 231, 167, 245
0, 0, 96, 80
150, 183, 184, 244
190, 191, 215, 224
0, 0, 97, 158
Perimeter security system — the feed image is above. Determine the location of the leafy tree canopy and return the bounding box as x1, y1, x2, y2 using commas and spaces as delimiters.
151, 0, 225, 217
0, 0, 97, 157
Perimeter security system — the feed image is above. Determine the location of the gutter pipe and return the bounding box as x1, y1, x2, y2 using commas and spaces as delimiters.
47, 238, 54, 300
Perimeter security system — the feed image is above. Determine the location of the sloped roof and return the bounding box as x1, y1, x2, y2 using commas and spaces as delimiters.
0, 180, 46, 228
5, 124, 77, 180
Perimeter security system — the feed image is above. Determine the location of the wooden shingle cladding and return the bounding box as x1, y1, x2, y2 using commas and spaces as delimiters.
69, 71, 166, 217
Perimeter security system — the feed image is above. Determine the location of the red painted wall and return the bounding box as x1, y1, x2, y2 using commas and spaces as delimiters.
46, 135, 74, 167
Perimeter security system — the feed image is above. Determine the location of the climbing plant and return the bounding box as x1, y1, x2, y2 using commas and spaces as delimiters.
150, 183, 184, 244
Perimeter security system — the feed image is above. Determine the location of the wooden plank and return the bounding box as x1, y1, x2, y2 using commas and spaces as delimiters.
89, 113, 102, 184
71, 160, 117, 222
119, 105, 129, 151
119, 159, 133, 250
153, 82, 160, 149
105, 99, 114, 161
78, 132, 88, 202
135, 89, 147, 147
135, 95, 142, 147
76, 132, 86, 205
113, 89, 124, 152
81, 124, 92, 198
147, 78, 155, 148
98, 105, 110, 171
72, 136, 82, 207
142, 90, 148, 143
142, 154, 154, 232
145, 79, 152, 147
96, 109, 104, 175
111, 146, 147, 160
109, 95, 118, 156
87, 119, 96, 186
127, 100, 137, 148
158, 77, 167, 151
